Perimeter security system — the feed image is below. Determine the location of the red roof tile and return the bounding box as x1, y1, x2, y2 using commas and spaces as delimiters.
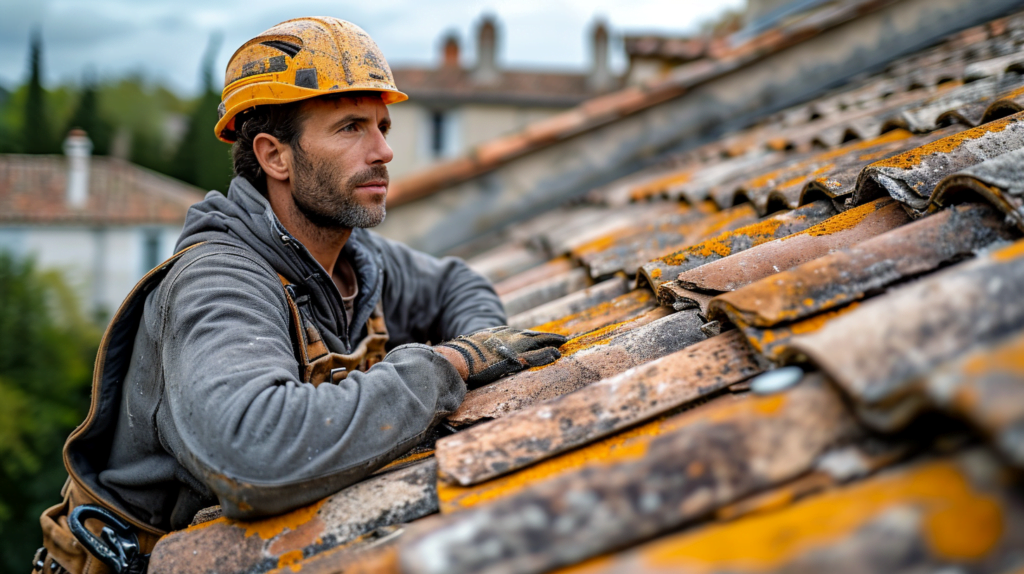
0, 154, 205, 225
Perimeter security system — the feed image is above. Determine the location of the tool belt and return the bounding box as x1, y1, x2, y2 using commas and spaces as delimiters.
36, 480, 161, 574
35, 243, 389, 574
278, 273, 389, 385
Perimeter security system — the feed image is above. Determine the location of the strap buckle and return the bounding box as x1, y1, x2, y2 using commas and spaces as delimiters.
68, 505, 149, 574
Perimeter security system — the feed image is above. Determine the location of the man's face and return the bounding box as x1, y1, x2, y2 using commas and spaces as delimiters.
289, 94, 393, 229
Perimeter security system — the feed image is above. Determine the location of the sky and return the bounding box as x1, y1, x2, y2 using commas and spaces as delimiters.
0, 0, 743, 96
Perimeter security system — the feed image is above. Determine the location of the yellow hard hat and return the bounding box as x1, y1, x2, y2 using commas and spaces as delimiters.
214, 16, 408, 143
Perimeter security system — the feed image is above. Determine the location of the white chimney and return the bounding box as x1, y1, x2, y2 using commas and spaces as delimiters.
473, 16, 500, 85
588, 20, 613, 92
64, 129, 93, 208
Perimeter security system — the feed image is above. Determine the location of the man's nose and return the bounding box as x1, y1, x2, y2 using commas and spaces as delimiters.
368, 127, 394, 165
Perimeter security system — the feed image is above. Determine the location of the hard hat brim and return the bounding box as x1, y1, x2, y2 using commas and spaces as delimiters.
215, 84, 408, 144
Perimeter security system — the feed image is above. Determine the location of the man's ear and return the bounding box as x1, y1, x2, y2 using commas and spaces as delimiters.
253, 133, 292, 183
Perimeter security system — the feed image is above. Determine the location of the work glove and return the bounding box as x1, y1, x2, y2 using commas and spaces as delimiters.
440, 326, 568, 387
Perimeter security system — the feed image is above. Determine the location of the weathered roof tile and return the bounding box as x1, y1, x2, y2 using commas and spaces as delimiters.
402, 378, 860, 574
856, 110, 1024, 210
925, 328, 1024, 466
783, 237, 1024, 431
582, 203, 758, 278
449, 308, 703, 426
708, 202, 1017, 328
529, 288, 659, 338
508, 276, 629, 330
640, 200, 837, 294
558, 450, 1021, 574
713, 130, 913, 212
933, 146, 1024, 231
500, 267, 591, 317
149, 459, 437, 574
436, 330, 763, 486
660, 197, 910, 312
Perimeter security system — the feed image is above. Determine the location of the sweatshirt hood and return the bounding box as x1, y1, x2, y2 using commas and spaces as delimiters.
175, 177, 384, 349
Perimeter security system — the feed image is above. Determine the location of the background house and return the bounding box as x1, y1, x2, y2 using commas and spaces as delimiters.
0, 130, 206, 321
385, 16, 621, 179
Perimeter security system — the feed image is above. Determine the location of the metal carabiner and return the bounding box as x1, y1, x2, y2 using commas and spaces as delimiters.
68, 505, 149, 574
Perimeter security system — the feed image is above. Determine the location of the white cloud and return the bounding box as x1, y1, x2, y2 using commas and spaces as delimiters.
0, 0, 743, 95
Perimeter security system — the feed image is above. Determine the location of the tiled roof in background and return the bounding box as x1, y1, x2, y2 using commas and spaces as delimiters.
623, 35, 709, 63
385, 0, 912, 209
391, 68, 597, 107
147, 6, 1024, 574
0, 155, 206, 225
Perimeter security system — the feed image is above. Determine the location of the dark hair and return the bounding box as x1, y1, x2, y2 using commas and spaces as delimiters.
230, 91, 386, 194
230, 102, 306, 194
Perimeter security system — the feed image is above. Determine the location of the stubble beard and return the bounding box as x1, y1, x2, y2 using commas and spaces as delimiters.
290, 144, 388, 229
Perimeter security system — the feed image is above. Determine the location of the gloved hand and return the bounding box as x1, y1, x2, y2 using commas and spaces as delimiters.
439, 326, 568, 387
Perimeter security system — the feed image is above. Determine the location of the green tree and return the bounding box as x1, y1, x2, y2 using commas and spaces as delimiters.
22, 29, 55, 154
66, 72, 112, 156
0, 84, 16, 154
171, 34, 233, 192
0, 252, 99, 571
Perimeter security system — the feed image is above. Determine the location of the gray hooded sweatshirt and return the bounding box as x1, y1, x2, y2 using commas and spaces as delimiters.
95, 177, 506, 530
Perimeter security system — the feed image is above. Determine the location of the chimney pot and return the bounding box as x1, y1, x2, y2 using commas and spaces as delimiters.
63, 129, 93, 209
588, 20, 613, 92
442, 34, 460, 69
473, 16, 499, 84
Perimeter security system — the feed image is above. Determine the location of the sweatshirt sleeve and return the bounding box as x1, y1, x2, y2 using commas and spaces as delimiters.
370, 232, 508, 346
156, 247, 465, 519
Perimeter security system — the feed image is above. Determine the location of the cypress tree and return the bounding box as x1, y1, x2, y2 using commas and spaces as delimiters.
171, 33, 233, 191
66, 72, 112, 155
22, 29, 54, 154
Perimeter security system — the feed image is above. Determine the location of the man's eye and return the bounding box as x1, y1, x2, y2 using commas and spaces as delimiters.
340, 123, 357, 133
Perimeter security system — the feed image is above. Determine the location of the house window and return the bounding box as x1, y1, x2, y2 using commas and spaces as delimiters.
424, 108, 460, 160
142, 229, 161, 274
431, 111, 447, 157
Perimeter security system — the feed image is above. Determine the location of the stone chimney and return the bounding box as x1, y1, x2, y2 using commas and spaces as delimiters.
588, 20, 613, 92
473, 16, 500, 84
63, 129, 93, 208
442, 33, 460, 69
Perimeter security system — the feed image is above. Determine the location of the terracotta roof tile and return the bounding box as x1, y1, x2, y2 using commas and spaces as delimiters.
639, 199, 837, 293
660, 197, 910, 312
708, 202, 1015, 329
448, 307, 698, 427
564, 451, 1022, 574
924, 330, 1024, 465
784, 237, 1024, 431
392, 67, 601, 107
932, 146, 1024, 231
405, 378, 859, 574
0, 155, 205, 225
856, 110, 1024, 211
436, 329, 762, 486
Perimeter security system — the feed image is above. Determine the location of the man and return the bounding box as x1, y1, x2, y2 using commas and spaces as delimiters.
35, 17, 566, 574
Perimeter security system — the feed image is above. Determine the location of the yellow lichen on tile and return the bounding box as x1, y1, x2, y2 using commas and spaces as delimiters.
437, 416, 666, 512
376, 450, 435, 473
559, 459, 1002, 573
630, 170, 694, 200
532, 290, 654, 336
276, 550, 304, 572
438, 394, 765, 513
991, 237, 1024, 262
870, 115, 1016, 170
788, 198, 888, 238
655, 211, 786, 266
